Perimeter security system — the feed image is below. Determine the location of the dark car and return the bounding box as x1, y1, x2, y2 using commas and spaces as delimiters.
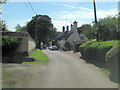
43, 45, 46, 49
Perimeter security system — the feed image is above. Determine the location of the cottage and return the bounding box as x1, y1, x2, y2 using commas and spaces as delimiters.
55, 21, 89, 51
2, 31, 36, 56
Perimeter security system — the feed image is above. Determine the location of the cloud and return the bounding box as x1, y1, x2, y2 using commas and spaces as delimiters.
51, 3, 76, 9
51, 7, 118, 31
57, 8, 118, 19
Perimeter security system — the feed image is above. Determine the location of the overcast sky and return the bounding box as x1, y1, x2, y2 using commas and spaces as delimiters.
2, 1, 118, 32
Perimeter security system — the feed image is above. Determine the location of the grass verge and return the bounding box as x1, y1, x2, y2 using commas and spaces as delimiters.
23, 49, 48, 65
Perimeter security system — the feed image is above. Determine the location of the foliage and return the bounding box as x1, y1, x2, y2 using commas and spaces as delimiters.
79, 40, 119, 67
79, 40, 96, 56
48, 27, 57, 40
0, 20, 7, 31
81, 16, 120, 41
0, 0, 8, 4
15, 24, 27, 32
105, 44, 120, 82
81, 24, 96, 39
2, 36, 22, 55
23, 49, 48, 64
27, 14, 54, 47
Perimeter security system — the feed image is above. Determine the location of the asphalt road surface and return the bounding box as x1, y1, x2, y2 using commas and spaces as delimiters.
28, 49, 118, 88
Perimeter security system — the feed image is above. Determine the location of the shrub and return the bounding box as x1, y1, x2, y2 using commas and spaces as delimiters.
79, 40, 96, 56
106, 44, 120, 82
2, 36, 22, 55
79, 40, 119, 67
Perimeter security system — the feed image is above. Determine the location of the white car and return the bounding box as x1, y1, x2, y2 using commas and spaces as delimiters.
49, 46, 58, 50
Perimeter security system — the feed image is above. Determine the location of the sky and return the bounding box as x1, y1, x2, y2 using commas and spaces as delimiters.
1, 1, 119, 32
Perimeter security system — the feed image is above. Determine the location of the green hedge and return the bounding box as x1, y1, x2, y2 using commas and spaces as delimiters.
106, 44, 120, 82
2, 36, 22, 55
79, 40, 119, 67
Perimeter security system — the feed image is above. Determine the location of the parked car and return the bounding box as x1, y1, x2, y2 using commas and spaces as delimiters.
49, 46, 58, 50
48, 45, 52, 49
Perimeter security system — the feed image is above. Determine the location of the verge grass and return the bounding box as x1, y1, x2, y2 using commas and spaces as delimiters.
23, 49, 48, 65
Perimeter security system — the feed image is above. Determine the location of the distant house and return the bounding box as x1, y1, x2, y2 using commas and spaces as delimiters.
55, 21, 89, 51
2, 31, 36, 56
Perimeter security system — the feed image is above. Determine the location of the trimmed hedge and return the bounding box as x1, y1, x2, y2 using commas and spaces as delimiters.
79, 40, 119, 67
106, 44, 120, 82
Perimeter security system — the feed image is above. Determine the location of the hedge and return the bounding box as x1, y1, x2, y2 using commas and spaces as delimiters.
106, 43, 120, 82
79, 40, 119, 67
2, 36, 22, 55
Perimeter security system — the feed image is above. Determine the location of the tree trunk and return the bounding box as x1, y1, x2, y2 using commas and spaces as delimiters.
38, 40, 41, 49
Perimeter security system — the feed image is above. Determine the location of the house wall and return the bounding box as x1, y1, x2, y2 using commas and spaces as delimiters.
58, 40, 65, 50
66, 34, 74, 46
28, 36, 36, 56
16, 36, 28, 54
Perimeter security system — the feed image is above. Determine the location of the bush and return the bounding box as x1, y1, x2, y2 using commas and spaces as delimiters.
79, 40, 96, 56
79, 40, 119, 67
2, 36, 22, 55
106, 44, 120, 82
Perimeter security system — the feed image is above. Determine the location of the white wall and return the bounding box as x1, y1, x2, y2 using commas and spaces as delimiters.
28, 37, 36, 56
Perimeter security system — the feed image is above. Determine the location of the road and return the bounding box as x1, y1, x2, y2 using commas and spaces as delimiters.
27, 49, 118, 88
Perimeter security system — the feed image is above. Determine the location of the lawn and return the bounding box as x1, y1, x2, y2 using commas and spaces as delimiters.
23, 49, 48, 64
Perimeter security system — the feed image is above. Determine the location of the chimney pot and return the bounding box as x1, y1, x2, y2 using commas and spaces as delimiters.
62, 26, 65, 32
67, 25, 69, 31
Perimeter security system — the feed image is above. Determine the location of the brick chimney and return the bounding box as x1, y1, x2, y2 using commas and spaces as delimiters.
66, 25, 69, 31
62, 26, 65, 32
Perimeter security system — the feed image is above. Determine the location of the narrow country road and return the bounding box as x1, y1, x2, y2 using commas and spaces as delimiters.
28, 49, 118, 88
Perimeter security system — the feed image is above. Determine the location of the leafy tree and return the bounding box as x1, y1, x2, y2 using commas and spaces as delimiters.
0, 20, 7, 31
81, 24, 96, 39
48, 27, 57, 40
81, 15, 120, 41
0, 0, 8, 4
15, 24, 27, 32
96, 16, 120, 41
26, 14, 53, 48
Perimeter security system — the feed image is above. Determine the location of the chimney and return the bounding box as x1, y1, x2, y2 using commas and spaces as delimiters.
73, 21, 78, 33
71, 24, 73, 31
73, 21, 77, 28
62, 26, 65, 32
66, 25, 69, 31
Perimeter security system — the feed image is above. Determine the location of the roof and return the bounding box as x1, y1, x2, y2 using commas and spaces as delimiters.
62, 30, 73, 40
55, 27, 85, 41
2, 31, 30, 36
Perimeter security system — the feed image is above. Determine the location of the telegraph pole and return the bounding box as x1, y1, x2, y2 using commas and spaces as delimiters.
35, 14, 38, 49
93, 0, 98, 41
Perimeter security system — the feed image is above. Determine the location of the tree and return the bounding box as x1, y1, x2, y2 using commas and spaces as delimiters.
0, 20, 7, 31
81, 16, 120, 41
26, 14, 54, 48
0, 0, 8, 4
96, 16, 120, 40
81, 24, 96, 39
48, 27, 57, 40
15, 24, 27, 32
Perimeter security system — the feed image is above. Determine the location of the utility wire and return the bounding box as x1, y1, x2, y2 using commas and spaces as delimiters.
24, 2, 33, 17
28, 0, 36, 15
